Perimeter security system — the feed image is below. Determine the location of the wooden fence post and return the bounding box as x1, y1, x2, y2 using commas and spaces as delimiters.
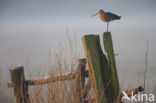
82, 35, 110, 103
75, 58, 87, 103
9, 67, 29, 103
103, 32, 120, 102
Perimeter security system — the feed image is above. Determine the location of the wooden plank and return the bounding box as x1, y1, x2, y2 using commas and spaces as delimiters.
75, 58, 87, 103
9, 67, 30, 103
103, 32, 120, 102
82, 35, 111, 103
8, 70, 89, 87
121, 86, 144, 97
27, 72, 76, 85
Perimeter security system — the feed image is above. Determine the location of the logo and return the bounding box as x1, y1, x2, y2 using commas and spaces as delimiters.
121, 91, 154, 102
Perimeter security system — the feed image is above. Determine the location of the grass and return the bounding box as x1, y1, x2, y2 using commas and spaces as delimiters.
27, 53, 91, 103
1, 33, 93, 103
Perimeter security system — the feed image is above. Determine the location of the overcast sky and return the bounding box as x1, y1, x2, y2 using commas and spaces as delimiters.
0, 0, 156, 92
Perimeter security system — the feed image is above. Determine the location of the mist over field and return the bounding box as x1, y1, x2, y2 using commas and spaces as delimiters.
0, 0, 156, 102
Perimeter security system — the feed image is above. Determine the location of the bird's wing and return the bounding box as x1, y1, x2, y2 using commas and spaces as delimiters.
105, 12, 120, 21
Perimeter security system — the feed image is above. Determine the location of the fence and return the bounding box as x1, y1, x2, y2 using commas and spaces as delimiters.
7, 32, 143, 103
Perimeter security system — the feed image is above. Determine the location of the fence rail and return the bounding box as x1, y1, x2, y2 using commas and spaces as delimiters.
8, 69, 89, 87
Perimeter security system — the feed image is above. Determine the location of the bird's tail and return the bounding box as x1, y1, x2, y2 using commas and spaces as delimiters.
117, 16, 121, 20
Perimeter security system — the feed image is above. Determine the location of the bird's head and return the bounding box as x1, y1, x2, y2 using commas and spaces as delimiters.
91, 9, 104, 17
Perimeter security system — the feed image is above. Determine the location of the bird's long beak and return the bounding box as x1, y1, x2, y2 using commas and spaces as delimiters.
91, 12, 99, 17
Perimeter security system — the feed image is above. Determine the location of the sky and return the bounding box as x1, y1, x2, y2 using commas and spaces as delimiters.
0, 0, 156, 95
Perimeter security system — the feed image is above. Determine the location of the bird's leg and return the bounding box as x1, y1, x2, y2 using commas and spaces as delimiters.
107, 22, 109, 32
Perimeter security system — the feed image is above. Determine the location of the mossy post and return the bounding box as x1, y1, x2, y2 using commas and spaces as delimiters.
9, 67, 30, 103
75, 58, 87, 103
82, 35, 112, 103
103, 32, 120, 102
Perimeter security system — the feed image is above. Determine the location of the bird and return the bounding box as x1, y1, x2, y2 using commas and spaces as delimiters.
92, 9, 121, 32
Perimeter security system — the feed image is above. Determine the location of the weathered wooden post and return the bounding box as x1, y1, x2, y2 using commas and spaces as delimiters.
82, 35, 111, 103
82, 33, 120, 103
103, 32, 119, 102
9, 67, 29, 103
75, 58, 87, 103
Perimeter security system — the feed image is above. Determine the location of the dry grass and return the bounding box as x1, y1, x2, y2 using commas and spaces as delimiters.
0, 33, 154, 103
27, 54, 92, 103
18, 33, 93, 103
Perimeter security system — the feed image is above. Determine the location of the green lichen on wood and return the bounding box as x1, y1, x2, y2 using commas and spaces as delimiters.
82, 35, 112, 103
103, 32, 120, 102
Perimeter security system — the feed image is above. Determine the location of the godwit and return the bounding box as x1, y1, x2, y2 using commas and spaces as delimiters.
92, 9, 121, 32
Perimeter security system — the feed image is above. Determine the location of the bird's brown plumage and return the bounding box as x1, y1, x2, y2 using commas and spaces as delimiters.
98, 10, 121, 22
92, 9, 121, 32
